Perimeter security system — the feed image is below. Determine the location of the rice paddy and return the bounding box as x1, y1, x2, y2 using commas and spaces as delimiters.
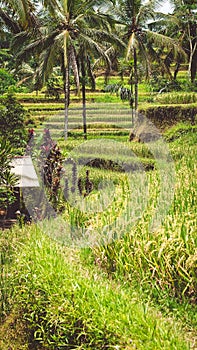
0, 96, 197, 349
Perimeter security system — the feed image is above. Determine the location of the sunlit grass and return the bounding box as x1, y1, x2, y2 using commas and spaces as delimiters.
1, 92, 197, 349
0, 226, 191, 349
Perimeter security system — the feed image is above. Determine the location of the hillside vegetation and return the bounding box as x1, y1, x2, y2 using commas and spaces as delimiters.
0, 116, 196, 349
0, 0, 197, 347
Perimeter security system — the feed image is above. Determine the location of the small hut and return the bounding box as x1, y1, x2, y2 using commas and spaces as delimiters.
7, 156, 39, 221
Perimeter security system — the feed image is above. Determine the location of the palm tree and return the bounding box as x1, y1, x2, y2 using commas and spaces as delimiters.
11, 0, 120, 139
165, 0, 197, 83
77, 29, 122, 139
110, 0, 186, 110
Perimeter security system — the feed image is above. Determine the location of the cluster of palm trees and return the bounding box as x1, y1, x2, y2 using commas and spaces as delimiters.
0, 0, 196, 138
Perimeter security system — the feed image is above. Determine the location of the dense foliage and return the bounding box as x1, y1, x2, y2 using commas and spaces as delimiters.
0, 93, 27, 149
0, 1, 196, 103
0, 138, 18, 209
0, 1, 196, 349
0, 68, 16, 94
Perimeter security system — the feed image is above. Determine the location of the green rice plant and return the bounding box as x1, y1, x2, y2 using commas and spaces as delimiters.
0, 230, 21, 320
60, 167, 127, 239
23, 103, 65, 111
2, 225, 190, 349
155, 92, 197, 105
0, 122, 196, 349
3, 94, 195, 348
164, 123, 197, 143
0, 248, 12, 319
93, 131, 197, 305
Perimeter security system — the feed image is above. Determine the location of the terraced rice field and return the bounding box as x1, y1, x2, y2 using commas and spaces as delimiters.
26, 102, 134, 138
26, 102, 157, 171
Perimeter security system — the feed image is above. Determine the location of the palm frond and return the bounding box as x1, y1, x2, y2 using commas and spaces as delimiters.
42, 0, 62, 16
63, 0, 68, 15
146, 43, 172, 78
37, 40, 60, 84
136, 4, 155, 26
2, 0, 38, 28
80, 27, 126, 50
137, 36, 152, 79
146, 30, 187, 61
16, 29, 60, 61
93, 45, 118, 71
0, 8, 21, 33
11, 31, 32, 53
126, 32, 137, 60
79, 32, 111, 68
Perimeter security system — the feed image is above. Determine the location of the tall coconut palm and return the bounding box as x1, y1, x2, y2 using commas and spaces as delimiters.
77, 25, 124, 139
110, 0, 186, 110
12, 0, 119, 139
165, 0, 197, 83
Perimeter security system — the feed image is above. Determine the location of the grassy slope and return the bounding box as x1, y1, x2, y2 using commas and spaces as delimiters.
0, 224, 192, 350
0, 124, 196, 349
0, 82, 197, 349
91, 125, 197, 340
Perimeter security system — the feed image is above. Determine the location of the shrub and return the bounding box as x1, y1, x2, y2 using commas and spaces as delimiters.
139, 106, 196, 130
0, 138, 18, 210
0, 68, 16, 94
0, 93, 27, 149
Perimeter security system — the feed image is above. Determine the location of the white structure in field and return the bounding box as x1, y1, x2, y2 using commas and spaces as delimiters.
10, 156, 39, 188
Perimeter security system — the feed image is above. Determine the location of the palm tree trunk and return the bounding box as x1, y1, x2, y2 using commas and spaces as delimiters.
64, 64, 69, 140
81, 58, 87, 140
133, 47, 138, 111
70, 45, 80, 96
129, 70, 134, 125
87, 55, 96, 91
190, 39, 197, 83
188, 21, 197, 83
174, 61, 180, 80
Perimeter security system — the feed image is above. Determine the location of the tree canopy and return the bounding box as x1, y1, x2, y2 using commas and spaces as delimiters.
0, 0, 196, 136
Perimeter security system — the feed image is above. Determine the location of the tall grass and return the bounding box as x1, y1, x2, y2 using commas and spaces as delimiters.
155, 92, 197, 105
0, 230, 21, 319
0, 119, 196, 349
0, 225, 190, 349
93, 127, 197, 305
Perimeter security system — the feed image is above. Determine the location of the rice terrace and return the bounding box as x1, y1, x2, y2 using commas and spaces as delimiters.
0, 0, 197, 349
